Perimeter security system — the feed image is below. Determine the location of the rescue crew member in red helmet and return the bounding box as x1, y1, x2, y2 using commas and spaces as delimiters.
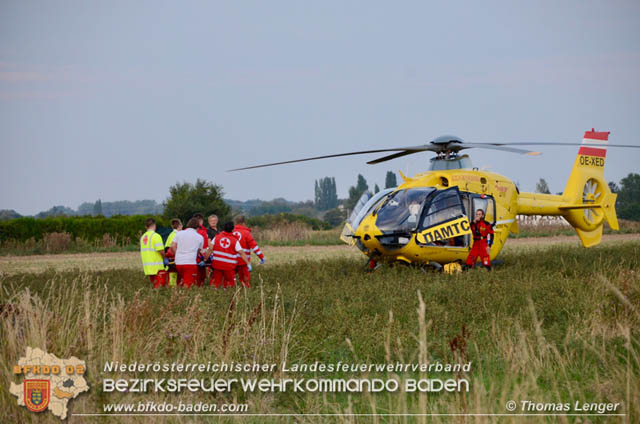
232, 215, 265, 287
464, 209, 494, 271
206, 222, 250, 289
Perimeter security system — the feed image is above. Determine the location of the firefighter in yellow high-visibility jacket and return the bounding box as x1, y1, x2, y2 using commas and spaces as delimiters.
140, 218, 168, 288
164, 218, 182, 287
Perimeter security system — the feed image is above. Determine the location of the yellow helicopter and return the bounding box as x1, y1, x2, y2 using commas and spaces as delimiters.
231, 129, 638, 270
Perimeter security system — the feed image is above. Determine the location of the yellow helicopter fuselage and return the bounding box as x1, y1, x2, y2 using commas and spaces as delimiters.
354, 169, 518, 266
350, 138, 618, 267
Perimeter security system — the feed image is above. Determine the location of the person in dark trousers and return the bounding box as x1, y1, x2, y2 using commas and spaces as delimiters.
464, 209, 494, 271
207, 214, 220, 240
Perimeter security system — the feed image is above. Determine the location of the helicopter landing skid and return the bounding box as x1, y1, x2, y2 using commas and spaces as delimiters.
421, 261, 443, 273
365, 258, 381, 272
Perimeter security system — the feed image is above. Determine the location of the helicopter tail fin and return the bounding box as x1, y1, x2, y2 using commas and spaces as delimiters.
559, 129, 618, 246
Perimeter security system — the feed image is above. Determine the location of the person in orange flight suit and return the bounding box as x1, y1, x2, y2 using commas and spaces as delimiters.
464, 209, 494, 271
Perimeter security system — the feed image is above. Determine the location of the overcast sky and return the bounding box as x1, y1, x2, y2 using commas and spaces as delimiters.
2, 1, 639, 215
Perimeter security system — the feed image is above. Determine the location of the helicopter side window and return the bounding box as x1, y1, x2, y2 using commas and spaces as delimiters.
471, 196, 496, 224
421, 189, 465, 228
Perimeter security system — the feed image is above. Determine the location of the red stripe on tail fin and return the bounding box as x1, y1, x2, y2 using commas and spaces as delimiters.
583, 128, 609, 141
578, 146, 607, 157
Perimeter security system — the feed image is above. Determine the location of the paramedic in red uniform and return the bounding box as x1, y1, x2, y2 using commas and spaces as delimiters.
232, 215, 265, 287
465, 209, 494, 271
193, 213, 209, 286
207, 222, 250, 289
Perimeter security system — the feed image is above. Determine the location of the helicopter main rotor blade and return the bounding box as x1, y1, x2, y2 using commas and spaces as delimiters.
463, 143, 541, 155
228, 137, 640, 172
465, 142, 640, 148
366, 148, 434, 164
226, 146, 427, 171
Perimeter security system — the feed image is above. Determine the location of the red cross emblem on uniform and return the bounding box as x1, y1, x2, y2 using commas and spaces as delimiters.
143, 235, 148, 244
220, 237, 230, 248
233, 231, 242, 240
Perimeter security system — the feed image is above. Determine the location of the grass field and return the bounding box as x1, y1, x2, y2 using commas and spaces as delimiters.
1, 237, 639, 422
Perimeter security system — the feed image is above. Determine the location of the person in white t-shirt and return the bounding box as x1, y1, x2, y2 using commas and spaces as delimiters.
169, 217, 204, 288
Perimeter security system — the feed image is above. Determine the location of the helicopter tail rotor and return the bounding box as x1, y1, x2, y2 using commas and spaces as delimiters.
516, 129, 620, 248
560, 129, 618, 246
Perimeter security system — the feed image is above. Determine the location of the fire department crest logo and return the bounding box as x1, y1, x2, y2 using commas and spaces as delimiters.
220, 237, 231, 248
24, 379, 50, 413
233, 231, 242, 240
10, 347, 89, 420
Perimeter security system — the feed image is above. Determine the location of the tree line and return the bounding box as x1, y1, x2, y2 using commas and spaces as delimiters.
3, 171, 636, 238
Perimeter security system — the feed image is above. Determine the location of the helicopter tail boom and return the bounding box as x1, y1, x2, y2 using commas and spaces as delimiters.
517, 129, 618, 247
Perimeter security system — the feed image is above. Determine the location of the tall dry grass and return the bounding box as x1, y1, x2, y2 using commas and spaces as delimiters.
253, 221, 314, 243
1, 242, 638, 422
0, 275, 297, 422
0, 232, 134, 256
319, 278, 639, 423
252, 222, 342, 245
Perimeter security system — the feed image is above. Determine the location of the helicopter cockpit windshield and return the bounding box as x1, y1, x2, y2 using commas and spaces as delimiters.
348, 188, 395, 231
375, 188, 435, 232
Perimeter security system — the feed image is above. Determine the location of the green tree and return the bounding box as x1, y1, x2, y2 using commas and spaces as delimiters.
385, 171, 397, 188
374, 184, 380, 194
248, 198, 292, 216
314, 177, 338, 211
35, 205, 76, 218
0, 209, 21, 221
323, 208, 345, 227
79, 199, 162, 216
608, 181, 619, 193
163, 179, 231, 224
93, 199, 103, 216
347, 174, 369, 210
535, 178, 551, 194
617, 173, 640, 221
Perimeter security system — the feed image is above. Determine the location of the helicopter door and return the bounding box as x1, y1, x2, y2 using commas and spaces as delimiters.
416, 187, 471, 247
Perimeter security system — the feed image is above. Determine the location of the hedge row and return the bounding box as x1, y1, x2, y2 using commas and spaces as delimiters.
0, 213, 332, 244
0, 215, 167, 243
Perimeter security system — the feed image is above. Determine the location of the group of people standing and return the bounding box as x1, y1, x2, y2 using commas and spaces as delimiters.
140, 214, 265, 289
